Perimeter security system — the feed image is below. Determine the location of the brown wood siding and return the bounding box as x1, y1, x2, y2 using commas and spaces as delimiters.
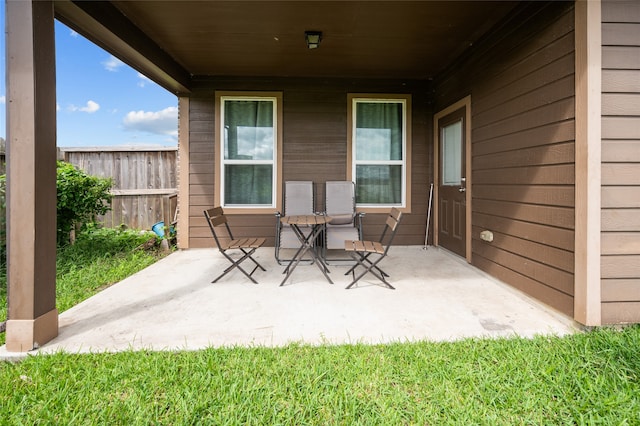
187, 96, 215, 248
186, 78, 432, 249
600, 0, 640, 324
434, 2, 576, 316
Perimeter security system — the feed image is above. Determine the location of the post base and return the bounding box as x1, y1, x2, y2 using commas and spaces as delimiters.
6, 309, 59, 352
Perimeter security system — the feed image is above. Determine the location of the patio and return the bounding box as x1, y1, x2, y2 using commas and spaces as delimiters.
2, 246, 579, 359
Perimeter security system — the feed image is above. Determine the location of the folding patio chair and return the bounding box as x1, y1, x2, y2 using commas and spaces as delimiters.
344, 207, 402, 289
323, 181, 364, 264
204, 207, 266, 284
275, 181, 315, 265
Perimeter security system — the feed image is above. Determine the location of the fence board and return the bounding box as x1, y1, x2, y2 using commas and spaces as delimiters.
59, 147, 178, 231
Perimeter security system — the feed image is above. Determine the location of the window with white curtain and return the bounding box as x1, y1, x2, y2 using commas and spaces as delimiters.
349, 96, 410, 209
218, 95, 278, 208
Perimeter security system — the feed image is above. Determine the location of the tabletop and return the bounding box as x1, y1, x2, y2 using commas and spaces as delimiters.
280, 215, 332, 226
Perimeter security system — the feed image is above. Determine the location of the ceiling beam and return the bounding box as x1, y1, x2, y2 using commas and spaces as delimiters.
54, 0, 192, 95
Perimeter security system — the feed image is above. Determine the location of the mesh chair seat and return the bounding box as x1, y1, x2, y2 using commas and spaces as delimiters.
323, 181, 363, 263
275, 181, 316, 265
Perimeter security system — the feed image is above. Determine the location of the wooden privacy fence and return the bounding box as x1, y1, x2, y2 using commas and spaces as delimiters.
59, 147, 178, 232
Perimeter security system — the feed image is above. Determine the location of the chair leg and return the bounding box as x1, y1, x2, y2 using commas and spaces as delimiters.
240, 248, 266, 271
345, 253, 395, 290
344, 252, 389, 278
212, 248, 263, 284
346, 266, 395, 290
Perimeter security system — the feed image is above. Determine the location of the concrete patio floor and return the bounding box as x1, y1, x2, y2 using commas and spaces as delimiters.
2, 246, 580, 359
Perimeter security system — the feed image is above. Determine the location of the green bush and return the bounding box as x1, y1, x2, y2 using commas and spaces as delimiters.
0, 175, 5, 269
0, 161, 114, 261
56, 161, 113, 246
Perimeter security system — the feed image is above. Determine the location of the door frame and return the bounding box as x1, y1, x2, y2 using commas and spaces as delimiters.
433, 96, 472, 263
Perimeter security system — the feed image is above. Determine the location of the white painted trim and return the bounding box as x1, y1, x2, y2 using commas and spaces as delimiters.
574, 0, 602, 326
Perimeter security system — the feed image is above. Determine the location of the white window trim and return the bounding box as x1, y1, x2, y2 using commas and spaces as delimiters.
347, 94, 412, 213
215, 91, 283, 214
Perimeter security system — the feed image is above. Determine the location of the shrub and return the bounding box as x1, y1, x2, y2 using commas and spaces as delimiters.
56, 161, 113, 245
0, 162, 114, 256
0, 175, 5, 270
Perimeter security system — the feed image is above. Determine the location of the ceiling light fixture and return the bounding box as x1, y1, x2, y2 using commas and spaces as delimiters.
304, 31, 322, 49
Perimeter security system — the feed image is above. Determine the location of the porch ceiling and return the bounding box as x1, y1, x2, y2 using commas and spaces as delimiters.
54, 1, 519, 94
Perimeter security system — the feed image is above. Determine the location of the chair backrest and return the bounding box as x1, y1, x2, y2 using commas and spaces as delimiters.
284, 181, 314, 216
379, 207, 403, 253
325, 181, 356, 225
204, 207, 232, 249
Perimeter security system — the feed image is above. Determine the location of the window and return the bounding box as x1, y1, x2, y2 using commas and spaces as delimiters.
215, 92, 282, 212
348, 94, 411, 211
441, 119, 463, 186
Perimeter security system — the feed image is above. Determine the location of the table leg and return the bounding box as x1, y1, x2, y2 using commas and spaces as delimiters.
280, 223, 333, 285
282, 224, 316, 274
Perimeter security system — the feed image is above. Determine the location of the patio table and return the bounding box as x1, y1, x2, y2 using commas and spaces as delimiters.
279, 214, 333, 285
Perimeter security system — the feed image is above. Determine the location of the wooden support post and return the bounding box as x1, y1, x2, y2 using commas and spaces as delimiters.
5, 0, 59, 351
574, 0, 602, 326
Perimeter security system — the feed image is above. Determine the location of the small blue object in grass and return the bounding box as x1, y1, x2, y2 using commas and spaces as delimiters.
152, 222, 166, 238
152, 221, 176, 238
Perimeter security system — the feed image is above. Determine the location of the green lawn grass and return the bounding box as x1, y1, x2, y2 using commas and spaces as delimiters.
0, 227, 167, 346
0, 327, 638, 424
1, 230, 639, 424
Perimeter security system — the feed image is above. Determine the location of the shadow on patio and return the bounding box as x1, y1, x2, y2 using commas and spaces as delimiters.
4, 246, 579, 357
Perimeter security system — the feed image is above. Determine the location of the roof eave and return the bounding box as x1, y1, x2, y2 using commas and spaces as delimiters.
54, 0, 192, 95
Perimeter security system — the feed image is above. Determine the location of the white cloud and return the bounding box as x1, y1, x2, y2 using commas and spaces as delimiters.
68, 100, 100, 113
137, 73, 152, 88
81, 100, 100, 113
102, 55, 124, 72
0, 96, 5, 104
70, 30, 78, 38
123, 106, 178, 138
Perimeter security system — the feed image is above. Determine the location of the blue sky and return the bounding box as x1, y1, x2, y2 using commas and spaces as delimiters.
0, 6, 178, 147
